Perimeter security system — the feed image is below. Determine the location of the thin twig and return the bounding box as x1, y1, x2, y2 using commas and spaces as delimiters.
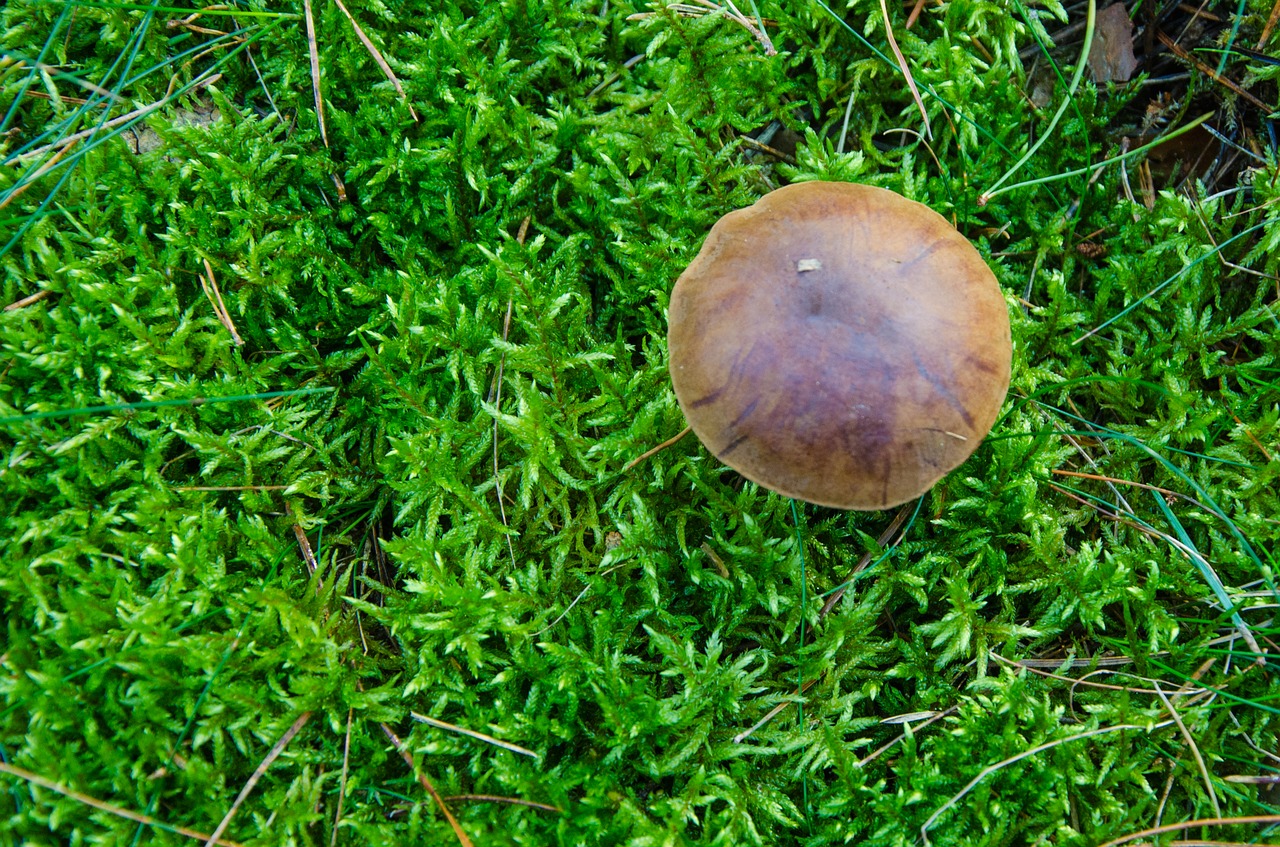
204, 711, 312, 847
331, 0, 417, 119
622, 425, 692, 471
1155, 29, 1272, 113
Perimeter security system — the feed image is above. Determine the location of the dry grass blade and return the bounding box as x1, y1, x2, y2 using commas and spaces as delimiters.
332, 0, 418, 120
200, 258, 244, 347
878, 0, 931, 138
1153, 682, 1222, 817
0, 761, 244, 846
380, 723, 473, 847
921, 723, 1165, 845
302, 0, 328, 147
11, 72, 221, 163
859, 706, 957, 767
411, 712, 539, 759
1096, 815, 1280, 847
203, 711, 312, 847
0, 142, 75, 212
294, 524, 319, 575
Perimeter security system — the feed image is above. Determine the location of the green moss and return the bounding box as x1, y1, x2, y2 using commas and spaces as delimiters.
2, 0, 1279, 844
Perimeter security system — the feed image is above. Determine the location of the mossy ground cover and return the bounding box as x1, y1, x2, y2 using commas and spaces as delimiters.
2, 0, 1280, 844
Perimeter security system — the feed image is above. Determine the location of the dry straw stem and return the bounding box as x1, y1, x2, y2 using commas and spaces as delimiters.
380, 723, 473, 847
203, 711, 312, 847
1096, 815, 1280, 847
411, 712, 539, 759
920, 722, 1172, 846
0, 761, 243, 847
332, 0, 418, 119
0, 141, 74, 212
1153, 682, 1222, 818
174, 484, 289, 492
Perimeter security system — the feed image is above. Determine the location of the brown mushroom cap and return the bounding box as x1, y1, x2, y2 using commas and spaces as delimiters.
667, 181, 1012, 510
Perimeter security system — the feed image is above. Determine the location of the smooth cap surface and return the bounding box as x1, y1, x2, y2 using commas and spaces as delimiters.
668, 181, 1012, 510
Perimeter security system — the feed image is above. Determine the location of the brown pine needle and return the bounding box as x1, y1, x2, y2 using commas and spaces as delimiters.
1260, 0, 1280, 48
623, 425, 692, 472
200, 258, 244, 347
332, 0, 418, 120
1051, 468, 1180, 496
380, 723, 473, 847
303, 0, 328, 147
0, 761, 244, 847
204, 711, 312, 847
878, 0, 931, 139
1096, 815, 1280, 847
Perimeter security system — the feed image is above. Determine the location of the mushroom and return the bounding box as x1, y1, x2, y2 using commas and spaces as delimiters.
667, 181, 1012, 510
